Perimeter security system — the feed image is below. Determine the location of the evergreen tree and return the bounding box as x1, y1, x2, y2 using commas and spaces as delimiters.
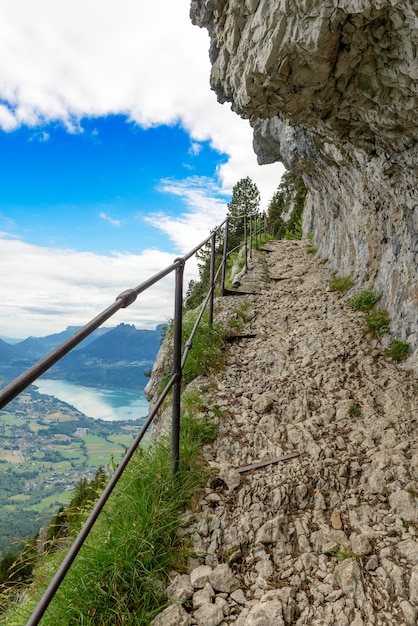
185, 176, 260, 308
227, 176, 260, 249
267, 171, 307, 239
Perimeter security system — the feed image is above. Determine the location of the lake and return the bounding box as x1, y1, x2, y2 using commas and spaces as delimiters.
33, 379, 149, 422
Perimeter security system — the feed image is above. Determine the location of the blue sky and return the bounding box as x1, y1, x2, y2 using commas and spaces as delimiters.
0, 116, 228, 254
0, 0, 284, 339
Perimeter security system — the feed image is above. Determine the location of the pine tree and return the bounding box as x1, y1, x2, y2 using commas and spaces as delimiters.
227, 176, 260, 248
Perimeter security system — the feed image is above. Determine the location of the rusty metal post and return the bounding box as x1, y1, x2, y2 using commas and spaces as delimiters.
209, 231, 216, 326
221, 217, 229, 295
171, 259, 184, 476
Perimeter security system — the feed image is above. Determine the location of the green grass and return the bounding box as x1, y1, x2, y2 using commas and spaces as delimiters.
224, 250, 245, 290
253, 232, 274, 250
388, 339, 410, 362
329, 275, 354, 293
182, 312, 226, 384
181, 303, 250, 386
4, 414, 217, 625
307, 247, 317, 255
324, 546, 354, 561
348, 289, 382, 311
365, 309, 390, 337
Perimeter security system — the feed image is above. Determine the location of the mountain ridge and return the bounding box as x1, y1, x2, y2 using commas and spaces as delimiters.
0, 323, 164, 391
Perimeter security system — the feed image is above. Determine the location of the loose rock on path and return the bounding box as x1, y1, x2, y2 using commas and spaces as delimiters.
152, 240, 418, 626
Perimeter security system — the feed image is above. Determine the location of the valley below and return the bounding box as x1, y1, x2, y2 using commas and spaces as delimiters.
0, 323, 161, 556
0, 385, 148, 555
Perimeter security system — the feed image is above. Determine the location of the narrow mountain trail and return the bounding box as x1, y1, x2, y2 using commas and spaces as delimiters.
153, 240, 418, 626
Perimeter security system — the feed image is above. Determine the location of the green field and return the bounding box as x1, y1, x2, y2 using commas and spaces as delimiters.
0, 386, 146, 556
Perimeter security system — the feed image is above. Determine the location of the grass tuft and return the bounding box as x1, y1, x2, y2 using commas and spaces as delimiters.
348, 403, 361, 416
388, 339, 410, 362
307, 247, 317, 255
348, 289, 382, 311
365, 309, 390, 337
329, 275, 354, 293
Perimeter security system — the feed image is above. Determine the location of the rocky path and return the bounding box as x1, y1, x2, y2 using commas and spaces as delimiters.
153, 240, 418, 626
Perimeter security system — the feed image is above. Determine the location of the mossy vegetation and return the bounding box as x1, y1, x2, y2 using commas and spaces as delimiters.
348, 403, 361, 416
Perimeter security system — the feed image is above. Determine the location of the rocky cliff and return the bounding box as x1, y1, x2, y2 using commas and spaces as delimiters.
190, 0, 418, 357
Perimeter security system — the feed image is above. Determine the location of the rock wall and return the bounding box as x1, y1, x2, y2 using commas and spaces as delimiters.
190, 0, 418, 350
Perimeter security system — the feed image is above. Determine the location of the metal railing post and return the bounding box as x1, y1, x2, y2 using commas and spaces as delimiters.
244, 216, 248, 274
208, 231, 216, 326
171, 259, 184, 476
249, 216, 253, 260
221, 218, 229, 295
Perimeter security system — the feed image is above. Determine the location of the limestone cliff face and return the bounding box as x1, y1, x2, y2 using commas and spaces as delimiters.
190, 0, 418, 351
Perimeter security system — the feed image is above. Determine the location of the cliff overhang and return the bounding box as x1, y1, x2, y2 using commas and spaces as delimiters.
190, 0, 418, 357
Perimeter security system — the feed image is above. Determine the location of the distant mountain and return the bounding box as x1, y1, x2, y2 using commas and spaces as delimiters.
14, 325, 112, 359
0, 339, 19, 365
0, 324, 164, 391
0, 335, 21, 345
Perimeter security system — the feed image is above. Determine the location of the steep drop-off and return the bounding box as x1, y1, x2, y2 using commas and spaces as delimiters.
190, 0, 418, 360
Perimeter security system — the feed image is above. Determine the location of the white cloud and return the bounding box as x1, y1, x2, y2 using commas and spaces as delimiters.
189, 142, 203, 156
99, 212, 121, 227
0, 235, 184, 338
147, 176, 229, 253
0, 0, 286, 339
0, 0, 284, 208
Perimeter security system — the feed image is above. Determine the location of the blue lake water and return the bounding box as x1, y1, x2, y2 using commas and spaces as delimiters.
33, 379, 149, 422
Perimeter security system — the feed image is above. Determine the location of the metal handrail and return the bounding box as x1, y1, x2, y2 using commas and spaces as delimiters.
0, 211, 265, 625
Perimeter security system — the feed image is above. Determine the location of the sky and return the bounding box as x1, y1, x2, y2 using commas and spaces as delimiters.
0, 0, 284, 340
